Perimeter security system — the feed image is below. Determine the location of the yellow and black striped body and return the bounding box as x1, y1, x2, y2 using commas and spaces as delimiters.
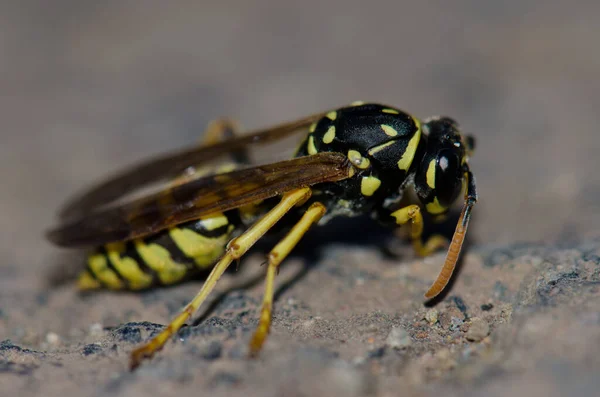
78, 211, 243, 290
78, 159, 269, 291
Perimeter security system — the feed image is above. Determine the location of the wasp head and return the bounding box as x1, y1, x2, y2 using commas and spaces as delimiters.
414, 116, 474, 215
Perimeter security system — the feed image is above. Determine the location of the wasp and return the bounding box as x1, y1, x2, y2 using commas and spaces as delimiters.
47, 102, 477, 369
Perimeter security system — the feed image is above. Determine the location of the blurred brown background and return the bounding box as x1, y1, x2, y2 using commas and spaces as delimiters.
1, 1, 600, 396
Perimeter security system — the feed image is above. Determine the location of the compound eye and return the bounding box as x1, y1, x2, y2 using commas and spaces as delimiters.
435, 149, 463, 208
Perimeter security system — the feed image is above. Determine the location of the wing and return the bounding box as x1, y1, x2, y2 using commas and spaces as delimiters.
58, 112, 326, 220
47, 152, 353, 248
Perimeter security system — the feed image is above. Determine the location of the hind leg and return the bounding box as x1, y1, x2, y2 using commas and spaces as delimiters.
129, 187, 313, 369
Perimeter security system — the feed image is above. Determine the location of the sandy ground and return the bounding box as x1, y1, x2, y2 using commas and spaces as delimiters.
1, 1, 600, 396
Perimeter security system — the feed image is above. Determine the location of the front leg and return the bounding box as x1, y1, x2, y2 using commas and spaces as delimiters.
390, 205, 448, 257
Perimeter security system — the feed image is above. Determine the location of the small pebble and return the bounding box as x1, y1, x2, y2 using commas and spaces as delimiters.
46, 332, 60, 346
385, 327, 412, 349
89, 323, 104, 338
466, 317, 490, 342
425, 309, 439, 325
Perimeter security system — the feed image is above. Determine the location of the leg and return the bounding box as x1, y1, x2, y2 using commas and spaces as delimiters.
170, 119, 249, 188
248, 202, 326, 356
201, 118, 249, 164
390, 205, 448, 257
129, 187, 312, 370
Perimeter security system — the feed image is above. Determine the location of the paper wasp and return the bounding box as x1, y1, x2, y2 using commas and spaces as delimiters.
46, 102, 477, 369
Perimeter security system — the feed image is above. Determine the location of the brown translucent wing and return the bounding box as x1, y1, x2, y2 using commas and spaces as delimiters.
47, 152, 353, 248
58, 112, 326, 220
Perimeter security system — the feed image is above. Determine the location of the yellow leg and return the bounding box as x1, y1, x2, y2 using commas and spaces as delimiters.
201, 118, 240, 145
129, 187, 312, 370
201, 118, 248, 164
390, 205, 448, 257
248, 202, 326, 356
170, 119, 247, 187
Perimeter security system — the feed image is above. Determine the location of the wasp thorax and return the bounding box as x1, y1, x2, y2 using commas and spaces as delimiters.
414, 117, 471, 215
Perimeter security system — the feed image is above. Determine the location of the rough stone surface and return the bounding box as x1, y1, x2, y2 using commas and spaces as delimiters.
2, 2, 600, 397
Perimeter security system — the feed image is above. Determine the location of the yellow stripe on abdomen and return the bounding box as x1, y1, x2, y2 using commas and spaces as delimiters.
105, 242, 154, 290
169, 225, 233, 268
135, 241, 189, 285
77, 270, 102, 290
82, 242, 155, 290
86, 252, 124, 290
79, 211, 239, 290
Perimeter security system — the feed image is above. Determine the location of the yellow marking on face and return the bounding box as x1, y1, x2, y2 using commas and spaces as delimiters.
88, 253, 124, 290
307, 135, 318, 155
326, 111, 337, 121
426, 159, 436, 189
350, 101, 365, 106
169, 226, 232, 268
360, 176, 381, 196
309, 122, 317, 133
77, 271, 101, 290
426, 197, 446, 214
382, 108, 399, 114
381, 124, 398, 137
135, 241, 188, 285
106, 243, 153, 290
368, 141, 395, 156
397, 120, 421, 170
322, 126, 336, 144
199, 213, 229, 231
347, 150, 370, 169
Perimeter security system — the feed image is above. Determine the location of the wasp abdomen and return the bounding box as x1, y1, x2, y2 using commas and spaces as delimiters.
77, 212, 239, 290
